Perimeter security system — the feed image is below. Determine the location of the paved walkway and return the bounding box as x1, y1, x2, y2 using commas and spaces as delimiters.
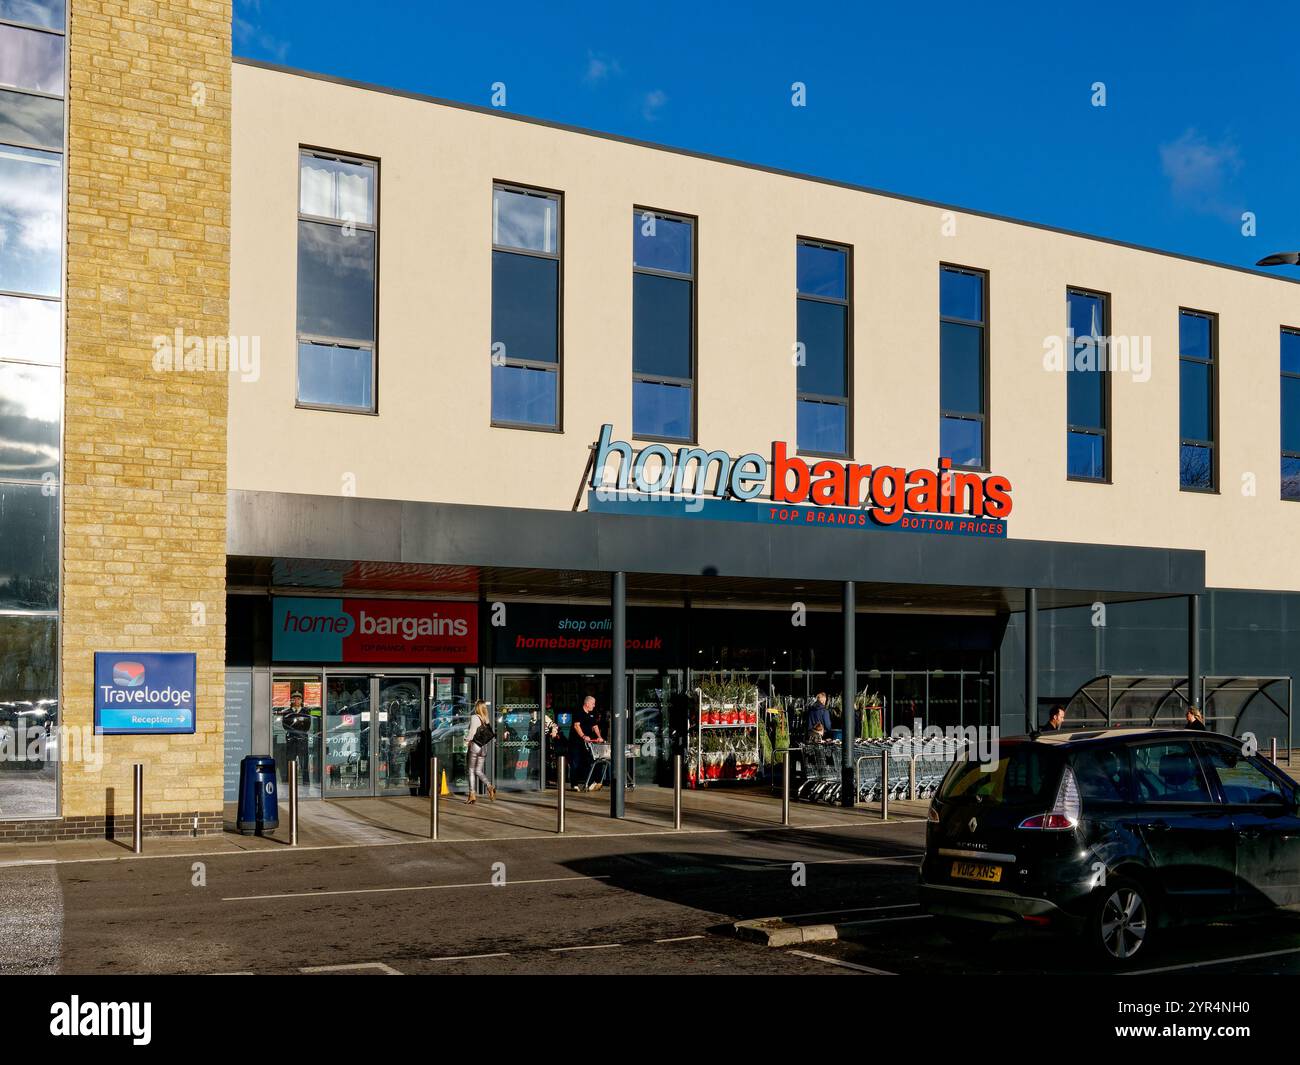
0, 784, 928, 865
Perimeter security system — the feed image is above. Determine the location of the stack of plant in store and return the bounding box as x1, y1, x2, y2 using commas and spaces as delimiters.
689, 672, 761, 785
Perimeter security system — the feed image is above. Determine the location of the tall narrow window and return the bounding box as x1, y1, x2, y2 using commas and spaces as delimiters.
1283, 327, 1300, 502
1179, 309, 1216, 491
297, 150, 378, 413
1066, 288, 1110, 481
492, 184, 561, 429
939, 265, 987, 469
0, 0, 63, 821
633, 209, 694, 441
797, 240, 850, 456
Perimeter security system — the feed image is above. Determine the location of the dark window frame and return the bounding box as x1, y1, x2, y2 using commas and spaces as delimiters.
1178, 307, 1218, 494
1283, 326, 1300, 502
796, 236, 853, 459
1066, 285, 1113, 484
939, 262, 989, 472
295, 146, 380, 416
632, 205, 697, 445
490, 180, 564, 433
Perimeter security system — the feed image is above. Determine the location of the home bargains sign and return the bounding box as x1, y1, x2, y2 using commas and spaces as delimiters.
585, 424, 1012, 538
273, 598, 477, 663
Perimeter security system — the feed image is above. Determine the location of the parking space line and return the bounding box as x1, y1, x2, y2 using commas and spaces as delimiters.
789, 950, 895, 975
655, 935, 706, 943
430, 952, 512, 962
549, 943, 622, 952
1126, 944, 1300, 975
222, 873, 609, 902
300, 962, 403, 975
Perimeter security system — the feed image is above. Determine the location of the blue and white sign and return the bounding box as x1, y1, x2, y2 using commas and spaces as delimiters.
93, 652, 197, 735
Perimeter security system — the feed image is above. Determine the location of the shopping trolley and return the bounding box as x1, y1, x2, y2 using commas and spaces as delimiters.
582, 742, 641, 791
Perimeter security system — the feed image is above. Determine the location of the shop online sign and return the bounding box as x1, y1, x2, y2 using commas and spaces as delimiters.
586, 424, 1013, 538
273, 598, 477, 663
93, 652, 196, 735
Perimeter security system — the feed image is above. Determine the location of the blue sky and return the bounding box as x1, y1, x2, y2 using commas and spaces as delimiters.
235, 0, 1300, 270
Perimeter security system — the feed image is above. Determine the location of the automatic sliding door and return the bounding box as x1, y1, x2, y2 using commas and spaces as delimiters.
377, 676, 424, 795
324, 675, 372, 796
494, 672, 541, 791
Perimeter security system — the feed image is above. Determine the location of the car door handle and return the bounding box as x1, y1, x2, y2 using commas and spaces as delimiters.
1143, 820, 1170, 832
1238, 829, 1263, 840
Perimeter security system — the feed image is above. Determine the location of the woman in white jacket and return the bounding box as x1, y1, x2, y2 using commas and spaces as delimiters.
465, 700, 497, 804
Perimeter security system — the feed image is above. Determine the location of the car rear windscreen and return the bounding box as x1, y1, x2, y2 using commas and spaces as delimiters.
937, 745, 1062, 806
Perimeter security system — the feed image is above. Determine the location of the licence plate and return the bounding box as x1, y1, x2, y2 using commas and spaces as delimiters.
951, 860, 1002, 883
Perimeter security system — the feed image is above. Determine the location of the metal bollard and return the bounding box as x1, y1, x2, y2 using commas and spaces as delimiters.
673, 754, 682, 830
429, 755, 439, 840
909, 757, 917, 802
557, 756, 566, 834
781, 756, 791, 826
1271, 738, 1278, 763
132, 763, 143, 854
289, 759, 298, 846
880, 750, 889, 822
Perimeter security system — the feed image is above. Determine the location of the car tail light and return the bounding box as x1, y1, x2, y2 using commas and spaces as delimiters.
927, 804, 940, 823
1017, 765, 1080, 830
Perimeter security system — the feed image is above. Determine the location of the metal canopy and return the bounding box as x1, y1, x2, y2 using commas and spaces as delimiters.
1067, 674, 1293, 742
226, 489, 1206, 609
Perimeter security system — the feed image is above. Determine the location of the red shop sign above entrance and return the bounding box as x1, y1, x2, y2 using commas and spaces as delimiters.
585, 424, 1013, 538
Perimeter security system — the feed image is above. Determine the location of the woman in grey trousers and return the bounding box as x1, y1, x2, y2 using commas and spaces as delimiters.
465, 700, 496, 804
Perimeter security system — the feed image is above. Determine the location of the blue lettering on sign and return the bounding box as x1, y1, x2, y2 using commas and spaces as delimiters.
93, 652, 197, 735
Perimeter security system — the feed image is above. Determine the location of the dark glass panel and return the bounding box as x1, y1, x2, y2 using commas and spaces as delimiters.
296, 220, 375, 343
633, 272, 691, 379
796, 298, 846, 397
491, 250, 558, 364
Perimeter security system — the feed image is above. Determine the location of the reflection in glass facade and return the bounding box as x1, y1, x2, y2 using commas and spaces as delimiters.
296, 149, 377, 411
0, 1, 60, 820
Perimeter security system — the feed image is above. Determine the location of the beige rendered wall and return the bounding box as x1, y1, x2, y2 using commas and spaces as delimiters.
229, 63, 1300, 593
62, 0, 230, 828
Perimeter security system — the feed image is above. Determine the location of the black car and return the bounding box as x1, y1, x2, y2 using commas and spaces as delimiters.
919, 727, 1300, 967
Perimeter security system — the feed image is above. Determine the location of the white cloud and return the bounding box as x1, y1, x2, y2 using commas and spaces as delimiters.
641, 89, 667, 122
1159, 129, 1244, 223
583, 51, 622, 86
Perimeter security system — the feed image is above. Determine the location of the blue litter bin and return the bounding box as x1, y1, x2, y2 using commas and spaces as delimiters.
237, 755, 279, 835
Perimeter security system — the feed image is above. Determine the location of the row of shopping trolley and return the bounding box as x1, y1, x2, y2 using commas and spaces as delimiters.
794, 737, 966, 806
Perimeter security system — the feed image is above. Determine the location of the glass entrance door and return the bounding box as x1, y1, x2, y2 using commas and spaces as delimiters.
494, 672, 541, 791
324, 675, 373, 796
377, 676, 425, 795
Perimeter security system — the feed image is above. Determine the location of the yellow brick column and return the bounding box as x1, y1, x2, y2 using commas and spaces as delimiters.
62, 0, 231, 836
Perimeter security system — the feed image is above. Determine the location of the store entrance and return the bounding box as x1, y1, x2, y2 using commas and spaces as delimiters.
322, 674, 426, 797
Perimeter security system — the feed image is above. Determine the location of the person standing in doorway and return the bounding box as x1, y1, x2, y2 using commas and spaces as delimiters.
283, 691, 313, 787
465, 700, 496, 804
568, 695, 605, 790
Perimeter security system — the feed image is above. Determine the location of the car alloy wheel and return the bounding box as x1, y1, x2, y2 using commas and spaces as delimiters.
1098, 885, 1148, 961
